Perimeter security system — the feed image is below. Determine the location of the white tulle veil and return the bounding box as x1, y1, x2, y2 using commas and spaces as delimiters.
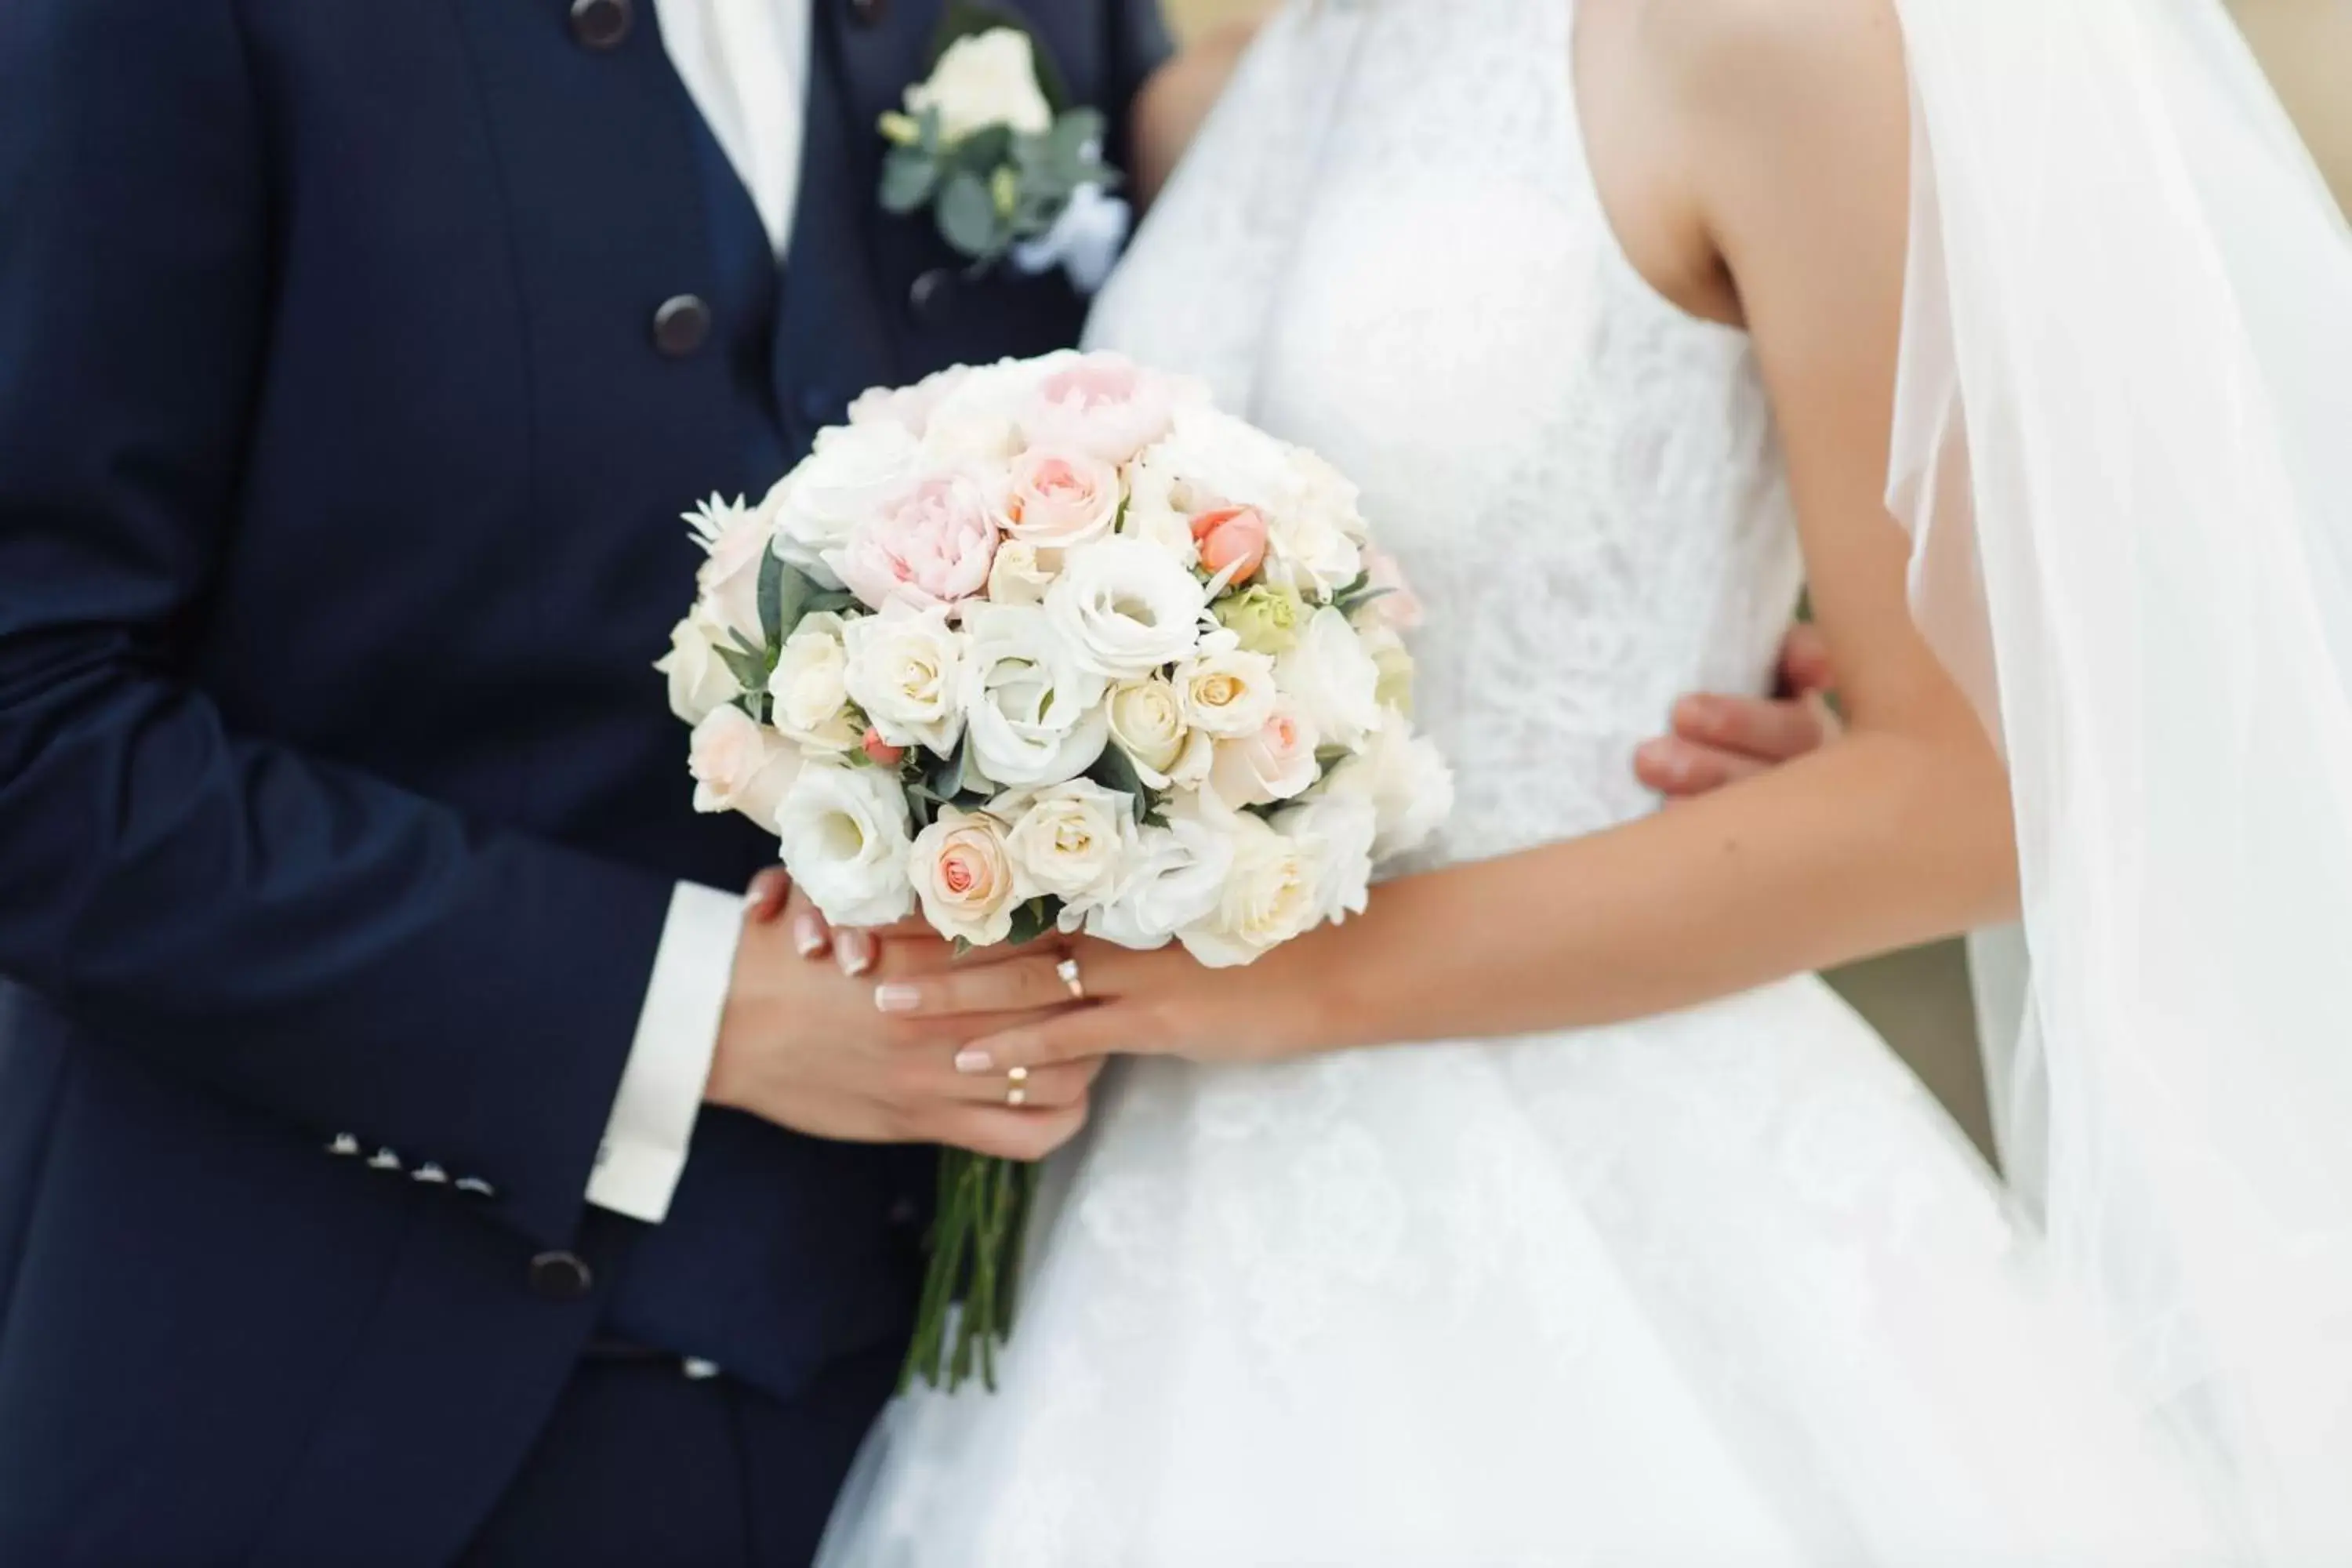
1889, 0, 2352, 1552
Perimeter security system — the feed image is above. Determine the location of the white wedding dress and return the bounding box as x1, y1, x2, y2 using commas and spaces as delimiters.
819, 2, 2241, 1562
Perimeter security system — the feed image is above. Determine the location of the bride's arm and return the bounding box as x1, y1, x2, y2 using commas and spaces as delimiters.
906, 0, 2011, 1070
1130, 10, 1268, 205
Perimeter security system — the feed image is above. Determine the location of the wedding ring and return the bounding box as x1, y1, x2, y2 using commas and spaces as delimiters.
1056, 956, 1086, 1001
1005, 1065, 1029, 1109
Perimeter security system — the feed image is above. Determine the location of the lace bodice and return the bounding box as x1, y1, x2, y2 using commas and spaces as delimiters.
1087, 0, 1804, 865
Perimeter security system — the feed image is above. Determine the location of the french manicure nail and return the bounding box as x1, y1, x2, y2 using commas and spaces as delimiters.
953, 1049, 993, 1075
873, 983, 920, 1014
837, 933, 873, 976
793, 914, 826, 958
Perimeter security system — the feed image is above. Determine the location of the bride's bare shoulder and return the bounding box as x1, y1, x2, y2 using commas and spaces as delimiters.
1631, 0, 1905, 119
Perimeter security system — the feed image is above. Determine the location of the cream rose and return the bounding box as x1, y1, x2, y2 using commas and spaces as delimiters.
774, 761, 916, 928
909, 806, 1024, 945
1274, 788, 1379, 926
1209, 702, 1321, 808
1173, 633, 1279, 739
655, 605, 745, 725
903, 27, 1053, 143
995, 447, 1122, 550
1083, 800, 1233, 950
1044, 536, 1209, 680
986, 539, 1060, 605
688, 706, 801, 832
960, 602, 1111, 789
842, 601, 967, 757
1000, 779, 1136, 909
1105, 675, 1188, 780
766, 611, 862, 753
1276, 606, 1385, 751
765, 423, 921, 588
1177, 810, 1318, 967
1321, 721, 1456, 862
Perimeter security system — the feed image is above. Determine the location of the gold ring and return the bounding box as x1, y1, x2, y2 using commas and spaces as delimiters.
1005, 1065, 1029, 1109
1056, 956, 1086, 1001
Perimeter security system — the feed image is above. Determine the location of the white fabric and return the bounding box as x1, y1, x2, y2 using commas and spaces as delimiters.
589, 883, 742, 1222
655, 0, 811, 256
817, 2, 2241, 1562
1889, 0, 2352, 1555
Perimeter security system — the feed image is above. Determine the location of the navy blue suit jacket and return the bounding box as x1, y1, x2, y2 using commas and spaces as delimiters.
0, 0, 1167, 1560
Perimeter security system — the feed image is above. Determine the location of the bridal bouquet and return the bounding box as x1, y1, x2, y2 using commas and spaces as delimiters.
659, 350, 1451, 1388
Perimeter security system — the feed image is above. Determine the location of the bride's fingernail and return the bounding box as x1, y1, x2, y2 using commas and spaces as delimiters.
836, 931, 874, 976
792, 912, 827, 957
953, 1048, 993, 1075
873, 983, 920, 1014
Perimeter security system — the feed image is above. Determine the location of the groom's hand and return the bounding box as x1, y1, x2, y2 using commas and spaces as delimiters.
1636, 623, 1842, 797
705, 885, 1096, 1162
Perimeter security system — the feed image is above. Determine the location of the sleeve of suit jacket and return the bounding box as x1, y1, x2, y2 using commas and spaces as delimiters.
0, 0, 674, 1254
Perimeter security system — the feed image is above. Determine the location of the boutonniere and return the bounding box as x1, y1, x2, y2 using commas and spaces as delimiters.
878, 2, 1131, 294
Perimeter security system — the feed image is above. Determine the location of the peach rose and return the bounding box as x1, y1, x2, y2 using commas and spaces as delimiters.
996, 448, 1121, 550
909, 807, 1024, 945
1189, 505, 1269, 586
826, 474, 999, 614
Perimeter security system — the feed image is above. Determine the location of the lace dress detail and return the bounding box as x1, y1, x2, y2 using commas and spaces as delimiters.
818, 3, 2240, 1563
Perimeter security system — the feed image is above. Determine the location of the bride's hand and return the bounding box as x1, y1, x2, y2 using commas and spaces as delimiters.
868, 931, 1347, 1076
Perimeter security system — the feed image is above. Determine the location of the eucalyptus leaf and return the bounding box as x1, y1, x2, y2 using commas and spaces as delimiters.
1085, 745, 1155, 827
759, 553, 822, 646
952, 125, 1014, 179
937, 171, 1007, 260
880, 147, 940, 214
1004, 897, 1063, 949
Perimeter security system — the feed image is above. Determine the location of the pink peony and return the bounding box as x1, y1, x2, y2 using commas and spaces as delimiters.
1189, 505, 1270, 586
826, 474, 1000, 613
1020, 353, 1180, 466
996, 447, 1122, 549
845, 365, 973, 438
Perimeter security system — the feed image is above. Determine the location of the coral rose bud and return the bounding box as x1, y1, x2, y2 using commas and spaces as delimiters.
862, 727, 906, 768
1189, 505, 1270, 586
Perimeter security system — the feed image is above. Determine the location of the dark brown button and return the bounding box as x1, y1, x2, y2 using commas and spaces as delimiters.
848, 0, 887, 27
528, 1250, 594, 1301
907, 268, 956, 326
652, 295, 712, 358
569, 0, 632, 49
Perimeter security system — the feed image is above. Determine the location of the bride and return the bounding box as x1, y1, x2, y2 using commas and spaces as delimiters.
815, 0, 2352, 1560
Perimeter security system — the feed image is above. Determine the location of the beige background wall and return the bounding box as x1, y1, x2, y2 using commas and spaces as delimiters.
1157, 0, 2352, 1154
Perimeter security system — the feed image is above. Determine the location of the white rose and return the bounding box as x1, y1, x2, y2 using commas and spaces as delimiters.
655, 605, 744, 724
767, 611, 862, 753
1287, 446, 1371, 546
766, 422, 922, 586
1083, 799, 1234, 950
960, 601, 1111, 789
774, 761, 917, 927
1115, 450, 1200, 565
1136, 408, 1296, 519
1105, 675, 1188, 782
986, 539, 1061, 606
1274, 788, 1379, 926
1276, 607, 1385, 751
1258, 499, 1365, 600
842, 601, 967, 757
1173, 632, 1279, 739
1177, 809, 1317, 967
686, 494, 772, 645
909, 806, 1024, 946
915, 361, 1038, 468
1209, 702, 1321, 808
903, 27, 1054, 143
1000, 779, 1136, 909
688, 706, 802, 832
1322, 721, 1456, 862
1045, 536, 1207, 680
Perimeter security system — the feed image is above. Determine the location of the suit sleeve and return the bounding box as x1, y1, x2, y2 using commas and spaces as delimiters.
0, 0, 675, 1252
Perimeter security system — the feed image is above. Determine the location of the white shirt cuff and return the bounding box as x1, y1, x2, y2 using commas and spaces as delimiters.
588, 882, 746, 1223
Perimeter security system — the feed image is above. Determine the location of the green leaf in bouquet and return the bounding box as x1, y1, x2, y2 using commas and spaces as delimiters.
1313, 744, 1354, 772
936, 171, 1008, 261
804, 588, 861, 617
1084, 743, 1166, 828
757, 550, 819, 647
949, 125, 1014, 181
1043, 107, 1109, 182
880, 146, 941, 214
1003, 895, 1063, 948
715, 644, 772, 709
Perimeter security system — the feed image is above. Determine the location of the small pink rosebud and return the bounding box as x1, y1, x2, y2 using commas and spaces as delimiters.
1189, 505, 1270, 586
862, 727, 906, 768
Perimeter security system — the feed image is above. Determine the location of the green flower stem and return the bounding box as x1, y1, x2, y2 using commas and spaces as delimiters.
899, 1149, 1039, 1395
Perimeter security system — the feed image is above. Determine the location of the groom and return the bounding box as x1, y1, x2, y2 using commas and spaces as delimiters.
0, 1, 1166, 1563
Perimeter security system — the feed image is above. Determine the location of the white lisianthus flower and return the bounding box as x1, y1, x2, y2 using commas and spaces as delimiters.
1177, 809, 1318, 967
842, 601, 966, 757
1276, 606, 1385, 751
655, 604, 744, 725
1321, 721, 1456, 862
960, 602, 1111, 789
1000, 779, 1136, 909
686, 494, 771, 646
1045, 536, 1208, 680
1287, 445, 1372, 546
1209, 702, 1321, 808
986, 539, 1060, 605
1356, 622, 1417, 717
1174, 631, 1279, 739
1105, 675, 1189, 784
1115, 449, 1200, 565
1083, 798, 1234, 950
688, 706, 802, 831
903, 27, 1053, 143
909, 805, 1025, 946
1274, 788, 1379, 926
767, 611, 862, 753
774, 761, 917, 927
766, 423, 922, 587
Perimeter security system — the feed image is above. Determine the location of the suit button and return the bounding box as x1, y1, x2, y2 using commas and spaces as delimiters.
848, 0, 887, 26
652, 295, 712, 358
528, 1250, 595, 1301
907, 268, 956, 326
569, 0, 632, 49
